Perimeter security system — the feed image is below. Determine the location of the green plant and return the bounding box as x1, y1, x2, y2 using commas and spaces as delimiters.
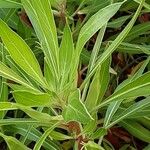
0, 0, 150, 149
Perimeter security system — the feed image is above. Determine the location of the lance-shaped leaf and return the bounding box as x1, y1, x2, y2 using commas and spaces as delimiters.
76, 2, 124, 54
21, 0, 59, 81
106, 96, 150, 128
0, 132, 30, 150
81, 0, 145, 89
103, 57, 150, 127
85, 57, 110, 110
4, 124, 61, 150
0, 102, 63, 123
62, 89, 93, 124
33, 122, 60, 150
0, 0, 22, 8
0, 19, 46, 88
0, 62, 36, 90
120, 120, 150, 143
71, 2, 124, 81
59, 23, 74, 89
94, 71, 150, 110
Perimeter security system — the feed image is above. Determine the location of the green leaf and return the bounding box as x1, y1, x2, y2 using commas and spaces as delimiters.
12, 90, 53, 107
49, 130, 73, 140
107, 15, 131, 29
83, 112, 97, 135
106, 96, 150, 128
59, 23, 74, 89
94, 71, 150, 110
117, 42, 150, 54
82, 25, 107, 101
103, 57, 150, 128
76, 2, 123, 53
109, 21, 150, 42
62, 89, 93, 124
3, 124, 61, 150
81, 0, 145, 89
103, 101, 122, 127
91, 128, 107, 139
0, 45, 8, 118
0, 102, 63, 123
33, 122, 60, 150
85, 57, 110, 110
0, 132, 30, 150
22, 0, 59, 82
0, 62, 37, 91
0, 19, 47, 88
120, 120, 150, 143
0, 0, 22, 8
84, 141, 105, 150
0, 118, 48, 126
143, 144, 150, 150
116, 57, 150, 91
71, 2, 123, 81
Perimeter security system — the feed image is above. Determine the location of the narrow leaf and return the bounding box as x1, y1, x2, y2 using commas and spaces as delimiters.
0, 132, 30, 150
120, 120, 150, 143
0, 19, 46, 88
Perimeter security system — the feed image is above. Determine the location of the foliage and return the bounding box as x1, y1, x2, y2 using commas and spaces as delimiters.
0, 0, 150, 149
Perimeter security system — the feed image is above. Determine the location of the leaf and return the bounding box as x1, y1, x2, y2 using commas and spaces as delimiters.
109, 21, 150, 42
91, 128, 107, 139
76, 2, 123, 53
81, 0, 145, 89
120, 120, 150, 143
82, 25, 107, 101
62, 89, 93, 124
12, 90, 53, 107
0, 132, 30, 150
0, 102, 63, 123
84, 141, 105, 150
0, 45, 8, 118
59, 23, 74, 90
103, 101, 122, 127
22, 0, 59, 81
107, 15, 131, 29
71, 2, 123, 81
85, 57, 110, 110
33, 122, 60, 150
0, 0, 22, 8
103, 57, 150, 128
0, 62, 37, 91
3, 124, 61, 150
106, 96, 150, 128
49, 130, 73, 141
0, 19, 47, 88
0, 118, 48, 126
83, 112, 97, 135
143, 144, 150, 150
94, 71, 150, 110
117, 42, 150, 54
116, 57, 150, 91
